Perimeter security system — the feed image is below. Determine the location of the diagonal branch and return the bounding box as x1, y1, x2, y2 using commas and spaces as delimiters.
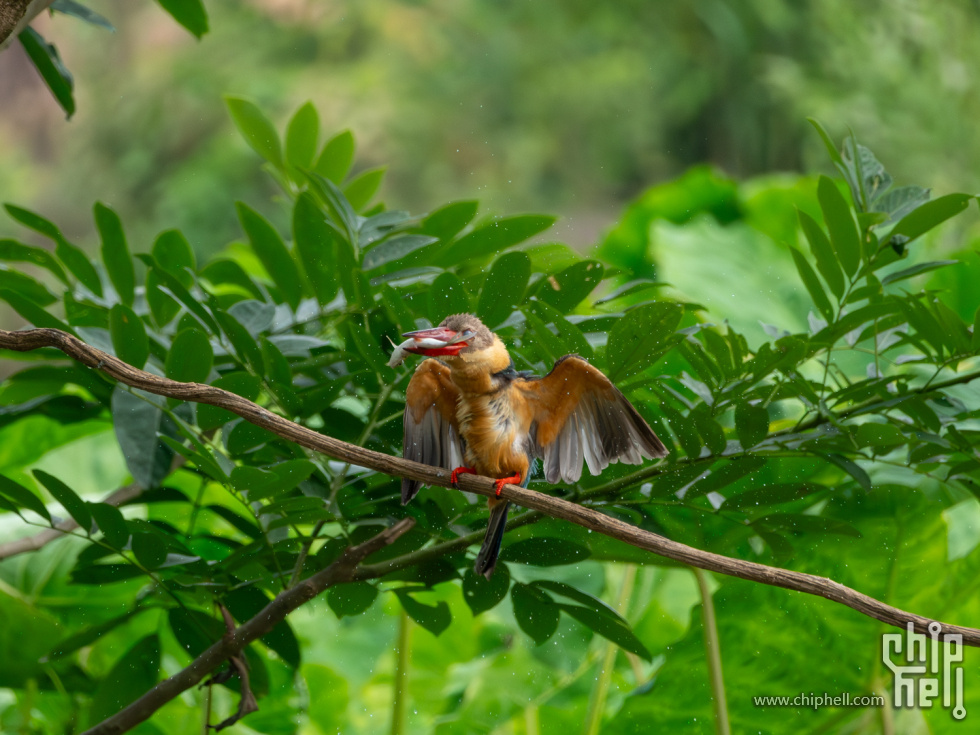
2, 326, 979, 650
80, 517, 416, 735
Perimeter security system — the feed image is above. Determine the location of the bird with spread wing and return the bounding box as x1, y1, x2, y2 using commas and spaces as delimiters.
389, 314, 667, 578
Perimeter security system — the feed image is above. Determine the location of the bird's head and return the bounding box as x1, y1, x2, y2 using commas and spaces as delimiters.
388, 314, 509, 371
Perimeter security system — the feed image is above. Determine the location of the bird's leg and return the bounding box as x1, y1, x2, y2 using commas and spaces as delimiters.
450, 466, 477, 488
493, 473, 523, 497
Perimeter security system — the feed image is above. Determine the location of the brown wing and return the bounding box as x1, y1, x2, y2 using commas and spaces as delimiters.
401, 359, 465, 503
514, 355, 667, 484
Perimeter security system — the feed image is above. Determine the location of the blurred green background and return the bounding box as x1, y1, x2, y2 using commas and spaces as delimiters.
2, 0, 980, 260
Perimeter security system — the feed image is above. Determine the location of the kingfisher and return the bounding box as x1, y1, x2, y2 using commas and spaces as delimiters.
390, 313, 667, 578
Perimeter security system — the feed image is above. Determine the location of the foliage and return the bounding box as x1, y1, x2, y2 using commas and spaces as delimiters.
0, 101, 979, 734
12, 0, 209, 119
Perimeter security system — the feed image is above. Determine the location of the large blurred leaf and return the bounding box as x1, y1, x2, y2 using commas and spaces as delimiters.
395, 590, 452, 636
112, 386, 175, 488
510, 583, 559, 645
88, 634, 161, 722
477, 251, 531, 328
226, 95, 283, 168
285, 101, 319, 169
327, 582, 379, 618
314, 130, 355, 183
606, 301, 683, 381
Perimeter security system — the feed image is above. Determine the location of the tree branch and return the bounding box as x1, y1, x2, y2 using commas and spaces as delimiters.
0, 481, 141, 561
80, 517, 417, 735
2, 327, 979, 650
0, 0, 54, 50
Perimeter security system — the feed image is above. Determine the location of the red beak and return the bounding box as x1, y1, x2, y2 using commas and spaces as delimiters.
402, 327, 470, 357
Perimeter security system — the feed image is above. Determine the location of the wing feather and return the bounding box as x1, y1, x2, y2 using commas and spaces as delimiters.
515, 355, 667, 484
402, 359, 464, 503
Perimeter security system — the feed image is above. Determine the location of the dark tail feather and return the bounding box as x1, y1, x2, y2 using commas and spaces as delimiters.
474, 501, 510, 579
401, 478, 421, 505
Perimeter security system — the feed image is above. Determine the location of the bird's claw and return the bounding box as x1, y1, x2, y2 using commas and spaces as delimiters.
493, 473, 522, 497
450, 466, 476, 488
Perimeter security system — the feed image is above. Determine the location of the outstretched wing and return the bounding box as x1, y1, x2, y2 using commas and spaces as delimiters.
515, 355, 667, 484
401, 359, 464, 503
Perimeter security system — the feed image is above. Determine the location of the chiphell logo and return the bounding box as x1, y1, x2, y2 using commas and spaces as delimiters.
882, 621, 965, 720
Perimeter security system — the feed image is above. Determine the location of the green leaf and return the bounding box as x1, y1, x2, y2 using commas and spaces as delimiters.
285, 101, 319, 169
446, 215, 555, 264
314, 130, 355, 184
723, 483, 824, 510
0, 474, 51, 522
510, 583, 559, 645
165, 328, 213, 383
343, 167, 386, 211
18, 28, 74, 118
131, 529, 168, 568
215, 309, 264, 374
0, 289, 73, 334
890, 193, 972, 244
536, 260, 605, 313
501, 537, 590, 566
475, 252, 532, 328
152, 229, 196, 283
157, 0, 208, 37
0, 268, 57, 306
362, 234, 438, 271
818, 452, 872, 491
34, 469, 91, 531
225, 95, 283, 168
327, 582, 379, 618
51, 0, 115, 31
46, 610, 145, 662
606, 301, 683, 381
854, 422, 906, 448
236, 202, 303, 309
559, 603, 651, 660
145, 269, 181, 327
304, 172, 359, 247
293, 193, 339, 306
755, 513, 862, 538
89, 635, 161, 723
881, 260, 958, 286
232, 459, 316, 501
807, 118, 845, 171
420, 200, 478, 241
790, 247, 834, 322
428, 271, 470, 324
88, 502, 129, 547
112, 385, 175, 488
734, 401, 769, 449
395, 590, 452, 636
109, 304, 149, 369
684, 456, 767, 500
817, 176, 861, 277
4, 204, 101, 295
0, 238, 69, 285
972, 305, 980, 352
95, 202, 135, 305
462, 566, 510, 616
798, 210, 845, 300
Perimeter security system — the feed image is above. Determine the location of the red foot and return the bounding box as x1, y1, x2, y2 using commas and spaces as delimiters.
493, 473, 522, 497
450, 466, 477, 488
